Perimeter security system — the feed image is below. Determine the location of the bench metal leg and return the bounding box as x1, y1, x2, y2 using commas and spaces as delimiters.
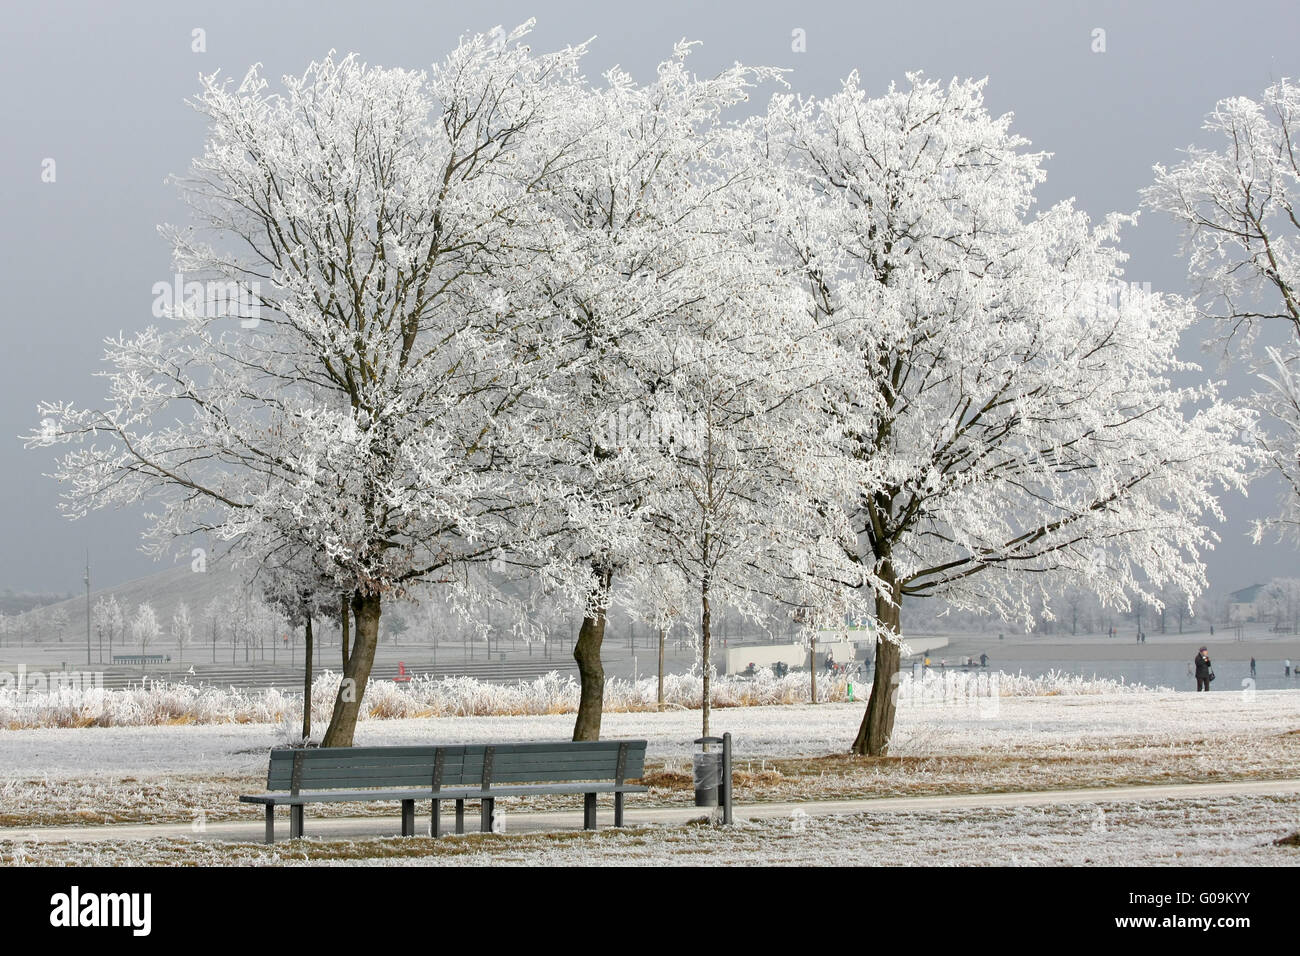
615, 791, 625, 828
431, 799, 441, 839
289, 804, 304, 840
455, 799, 465, 834
264, 805, 275, 845
401, 799, 415, 837
583, 792, 597, 830
481, 797, 494, 833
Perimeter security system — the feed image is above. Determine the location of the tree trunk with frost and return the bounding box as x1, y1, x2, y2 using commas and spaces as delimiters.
701, 577, 712, 738
657, 627, 665, 710
572, 567, 613, 741
340, 592, 350, 670
853, 562, 901, 756
302, 614, 313, 741
322, 592, 381, 747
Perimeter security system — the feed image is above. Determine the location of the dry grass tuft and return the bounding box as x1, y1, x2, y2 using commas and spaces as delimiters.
640, 770, 692, 790
732, 769, 784, 787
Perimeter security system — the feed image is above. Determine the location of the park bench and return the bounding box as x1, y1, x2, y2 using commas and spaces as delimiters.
111, 654, 169, 665
239, 740, 648, 844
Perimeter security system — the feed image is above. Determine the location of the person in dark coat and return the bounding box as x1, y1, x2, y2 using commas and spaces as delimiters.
1194, 647, 1213, 692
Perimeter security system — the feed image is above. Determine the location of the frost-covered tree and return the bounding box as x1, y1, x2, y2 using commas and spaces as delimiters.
620, 562, 690, 709
1255, 346, 1300, 540
130, 603, 161, 659
92, 594, 122, 663
172, 601, 193, 656
1259, 577, 1300, 632
256, 543, 342, 739
518, 44, 793, 740
1145, 79, 1300, 544
45, 606, 69, 644
756, 73, 1256, 754
1145, 79, 1300, 351
26, 25, 599, 746
636, 236, 865, 736
202, 593, 227, 664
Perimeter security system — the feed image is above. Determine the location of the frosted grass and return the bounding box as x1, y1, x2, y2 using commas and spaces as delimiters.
0, 668, 1164, 730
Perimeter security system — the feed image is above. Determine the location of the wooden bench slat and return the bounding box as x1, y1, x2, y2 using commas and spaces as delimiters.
242, 788, 483, 805
268, 747, 645, 784
245, 740, 650, 844
269, 759, 470, 778
486, 767, 644, 783
483, 741, 633, 754
448, 755, 631, 773
469, 783, 650, 797
270, 745, 448, 759
241, 783, 650, 806
268, 753, 460, 771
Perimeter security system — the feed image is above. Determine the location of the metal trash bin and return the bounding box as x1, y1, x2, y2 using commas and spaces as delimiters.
693, 750, 722, 807
692, 734, 734, 823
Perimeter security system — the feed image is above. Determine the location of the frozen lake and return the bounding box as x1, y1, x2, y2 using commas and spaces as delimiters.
910, 658, 1300, 692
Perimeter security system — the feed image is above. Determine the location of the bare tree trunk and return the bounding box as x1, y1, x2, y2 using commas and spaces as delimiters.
571, 611, 607, 741
853, 563, 902, 756
572, 568, 612, 741
810, 634, 817, 704
340, 592, 350, 670
302, 614, 313, 741
701, 584, 712, 739
322, 591, 381, 748
657, 627, 665, 710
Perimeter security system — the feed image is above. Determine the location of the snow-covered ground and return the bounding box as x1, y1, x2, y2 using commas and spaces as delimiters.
4, 791, 1297, 866
3, 686, 1296, 772
1, 689, 1297, 862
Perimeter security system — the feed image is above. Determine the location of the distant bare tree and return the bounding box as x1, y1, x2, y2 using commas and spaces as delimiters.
172, 601, 194, 657
130, 603, 161, 661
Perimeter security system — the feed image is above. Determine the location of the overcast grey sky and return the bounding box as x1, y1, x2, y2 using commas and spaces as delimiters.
2, 0, 1298, 597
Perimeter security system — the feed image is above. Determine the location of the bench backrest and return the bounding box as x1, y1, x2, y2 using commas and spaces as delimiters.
265, 740, 647, 793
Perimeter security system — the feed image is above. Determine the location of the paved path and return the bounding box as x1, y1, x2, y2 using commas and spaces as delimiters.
3, 778, 1297, 844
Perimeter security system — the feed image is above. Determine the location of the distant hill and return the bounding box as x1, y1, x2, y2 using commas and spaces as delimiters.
0, 589, 75, 616
4, 558, 266, 643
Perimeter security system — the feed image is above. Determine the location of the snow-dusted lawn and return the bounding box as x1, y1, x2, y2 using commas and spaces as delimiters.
5, 687, 1296, 773
1, 690, 1297, 833
4, 793, 1297, 866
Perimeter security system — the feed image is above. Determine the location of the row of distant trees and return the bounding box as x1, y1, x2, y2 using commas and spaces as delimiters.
0, 592, 323, 659
0, 580, 699, 651
6, 558, 1296, 653
24, 24, 1295, 754
0, 598, 168, 657
922, 577, 1300, 638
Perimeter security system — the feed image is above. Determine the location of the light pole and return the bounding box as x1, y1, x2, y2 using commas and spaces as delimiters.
84, 550, 91, 666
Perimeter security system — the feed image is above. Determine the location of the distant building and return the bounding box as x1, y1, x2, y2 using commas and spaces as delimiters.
1228, 583, 1265, 623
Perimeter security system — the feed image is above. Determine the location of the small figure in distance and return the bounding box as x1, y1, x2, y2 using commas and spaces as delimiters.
1194, 646, 1213, 692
